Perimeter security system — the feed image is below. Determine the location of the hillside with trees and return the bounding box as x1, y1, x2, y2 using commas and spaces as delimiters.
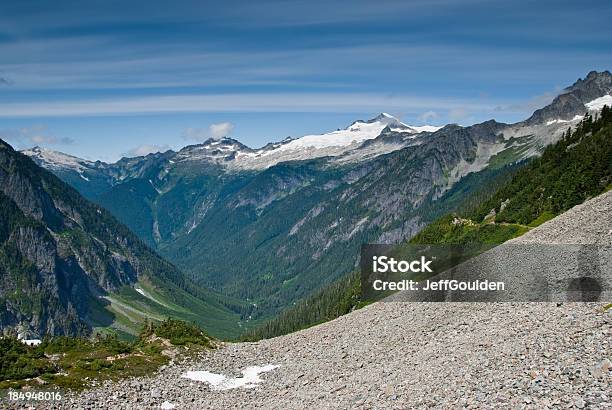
243, 107, 612, 341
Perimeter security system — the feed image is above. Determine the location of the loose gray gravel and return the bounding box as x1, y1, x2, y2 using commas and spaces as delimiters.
389, 189, 612, 304
63, 302, 610, 409
35, 192, 612, 408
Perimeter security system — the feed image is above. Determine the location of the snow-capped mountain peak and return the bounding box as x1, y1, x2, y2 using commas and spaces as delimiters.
269, 113, 414, 153
174, 137, 254, 163
21, 146, 94, 171
356, 112, 413, 131
20, 113, 444, 172
363, 113, 443, 133
366, 112, 403, 124
206, 113, 443, 169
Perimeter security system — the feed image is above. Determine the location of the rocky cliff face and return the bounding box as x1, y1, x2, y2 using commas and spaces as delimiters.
0, 139, 225, 338
526, 70, 612, 124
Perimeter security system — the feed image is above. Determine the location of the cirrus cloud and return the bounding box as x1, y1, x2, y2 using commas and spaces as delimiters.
0, 125, 74, 148
182, 121, 234, 142
124, 143, 172, 157
418, 110, 439, 122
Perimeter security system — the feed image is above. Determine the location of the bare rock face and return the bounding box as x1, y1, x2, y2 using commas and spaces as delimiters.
527, 70, 612, 124
0, 140, 203, 337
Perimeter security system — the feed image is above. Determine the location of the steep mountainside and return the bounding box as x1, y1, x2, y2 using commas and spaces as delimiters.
23, 71, 612, 321
0, 140, 245, 339
244, 106, 612, 340
69, 189, 612, 408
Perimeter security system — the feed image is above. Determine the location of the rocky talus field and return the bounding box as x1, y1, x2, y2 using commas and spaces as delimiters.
38, 191, 612, 408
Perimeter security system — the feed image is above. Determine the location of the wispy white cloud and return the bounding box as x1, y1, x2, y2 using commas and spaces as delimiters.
0, 93, 505, 117
222, 0, 469, 27
448, 107, 470, 121
494, 89, 560, 114
124, 144, 172, 157
0, 1, 478, 34
208, 122, 234, 139
0, 40, 606, 92
418, 110, 439, 122
0, 125, 74, 148
183, 122, 234, 142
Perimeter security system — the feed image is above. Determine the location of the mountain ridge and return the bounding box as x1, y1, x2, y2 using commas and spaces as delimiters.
243, 106, 612, 340
22, 71, 612, 173
21, 71, 612, 202
20, 70, 612, 324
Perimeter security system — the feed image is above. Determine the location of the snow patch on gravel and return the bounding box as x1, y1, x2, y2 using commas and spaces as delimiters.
182, 364, 279, 390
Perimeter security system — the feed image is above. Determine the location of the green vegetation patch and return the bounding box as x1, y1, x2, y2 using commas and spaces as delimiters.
140, 318, 214, 347
241, 273, 362, 341
0, 319, 215, 391
528, 211, 556, 227
487, 143, 533, 170
471, 109, 612, 225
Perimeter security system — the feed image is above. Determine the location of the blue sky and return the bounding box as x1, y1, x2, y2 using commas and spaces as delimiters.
0, 0, 610, 161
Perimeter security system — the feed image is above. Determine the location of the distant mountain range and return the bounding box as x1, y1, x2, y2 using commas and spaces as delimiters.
244, 100, 612, 340
20, 70, 612, 323
24, 112, 440, 178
